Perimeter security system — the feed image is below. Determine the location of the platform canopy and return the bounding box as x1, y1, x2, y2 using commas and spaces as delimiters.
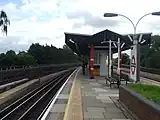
65, 29, 152, 56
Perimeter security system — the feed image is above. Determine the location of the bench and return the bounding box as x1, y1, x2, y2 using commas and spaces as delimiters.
120, 73, 131, 85
105, 72, 131, 88
105, 72, 121, 88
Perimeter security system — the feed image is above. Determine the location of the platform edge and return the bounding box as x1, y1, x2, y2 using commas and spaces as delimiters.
63, 68, 80, 120
40, 68, 78, 120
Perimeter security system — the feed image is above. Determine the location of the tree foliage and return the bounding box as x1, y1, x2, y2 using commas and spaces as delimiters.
28, 43, 79, 64
140, 35, 160, 68
0, 11, 10, 35
113, 53, 130, 65
0, 44, 80, 68
113, 35, 160, 69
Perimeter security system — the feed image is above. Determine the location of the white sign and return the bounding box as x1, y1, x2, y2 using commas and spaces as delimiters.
130, 44, 137, 81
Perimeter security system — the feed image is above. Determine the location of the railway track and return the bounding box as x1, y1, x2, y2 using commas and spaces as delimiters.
0, 69, 74, 120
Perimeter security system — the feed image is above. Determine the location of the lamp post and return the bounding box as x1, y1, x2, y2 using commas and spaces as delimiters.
104, 12, 160, 82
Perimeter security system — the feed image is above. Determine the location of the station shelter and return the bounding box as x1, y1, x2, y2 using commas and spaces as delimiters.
64, 29, 152, 79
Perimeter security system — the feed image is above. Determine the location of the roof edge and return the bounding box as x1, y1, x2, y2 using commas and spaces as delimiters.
122, 32, 152, 36
64, 32, 91, 36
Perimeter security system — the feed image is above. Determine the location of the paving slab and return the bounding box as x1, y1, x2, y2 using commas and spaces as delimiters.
92, 88, 108, 92
103, 112, 126, 119
46, 112, 64, 120
50, 103, 66, 113
57, 94, 69, 99
55, 99, 68, 104
105, 107, 123, 113
112, 119, 131, 120
84, 116, 131, 120
84, 111, 104, 119
89, 83, 101, 86
45, 69, 134, 120
100, 100, 115, 103
80, 74, 133, 120
87, 107, 105, 112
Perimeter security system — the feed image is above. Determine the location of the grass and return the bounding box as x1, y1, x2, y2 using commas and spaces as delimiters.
128, 83, 160, 105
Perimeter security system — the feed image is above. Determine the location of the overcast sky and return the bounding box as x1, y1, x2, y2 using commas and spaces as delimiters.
0, 0, 160, 53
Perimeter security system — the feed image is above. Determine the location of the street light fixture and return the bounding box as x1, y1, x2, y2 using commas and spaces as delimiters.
104, 13, 118, 17
151, 11, 160, 16
103, 11, 160, 82
104, 12, 160, 35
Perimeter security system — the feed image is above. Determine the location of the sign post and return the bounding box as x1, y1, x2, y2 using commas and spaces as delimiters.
117, 38, 121, 74
109, 40, 112, 78
130, 44, 137, 82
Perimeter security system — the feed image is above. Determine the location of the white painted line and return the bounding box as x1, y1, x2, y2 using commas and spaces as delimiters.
40, 68, 79, 120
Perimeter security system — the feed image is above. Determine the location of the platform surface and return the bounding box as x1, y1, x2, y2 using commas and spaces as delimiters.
45, 69, 133, 120
66, 73, 132, 120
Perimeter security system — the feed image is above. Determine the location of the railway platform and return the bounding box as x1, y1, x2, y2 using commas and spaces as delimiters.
43, 68, 133, 120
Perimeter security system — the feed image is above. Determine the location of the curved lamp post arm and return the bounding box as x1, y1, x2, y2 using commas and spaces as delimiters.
135, 13, 151, 29
118, 14, 136, 34
118, 13, 152, 34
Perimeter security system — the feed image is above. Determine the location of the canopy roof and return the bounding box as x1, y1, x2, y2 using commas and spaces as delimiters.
65, 29, 152, 56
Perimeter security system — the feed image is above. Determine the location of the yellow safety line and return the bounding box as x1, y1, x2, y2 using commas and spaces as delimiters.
63, 68, 80, 120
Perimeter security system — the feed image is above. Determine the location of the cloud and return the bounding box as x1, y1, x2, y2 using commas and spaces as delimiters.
67, 10, 120, 29
0, 36, 29, 53
84, 16, 119, 28
0, 0, 159, 53
72, 22, 84, 29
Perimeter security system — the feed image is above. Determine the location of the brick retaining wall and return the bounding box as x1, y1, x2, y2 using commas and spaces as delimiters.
119, 85, 160, 120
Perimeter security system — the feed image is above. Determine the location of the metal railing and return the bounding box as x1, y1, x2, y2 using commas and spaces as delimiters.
113, 63, 160, 75
0, 63, 82, 72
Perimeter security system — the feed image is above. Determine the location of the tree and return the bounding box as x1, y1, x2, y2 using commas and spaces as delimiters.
122, 53, 130, 65
0, 11, 10, 35
141, 35, 160, 68
140, 45, 150, 67
28, 43, 80, 65
63, 44, 71, 51
28, 43, 45, 64
17, 53, 37, 66
4, 50, 17, 66
6, 50, 16, 56
63, 44, 75, 54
